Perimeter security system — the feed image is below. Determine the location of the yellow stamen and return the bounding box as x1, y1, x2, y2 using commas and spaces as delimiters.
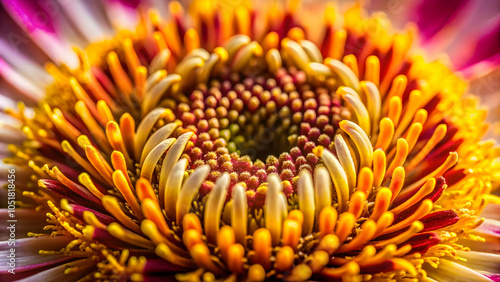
102, 195, 141, 234
331, 29, 347, 60
337, 219, 376, 253
227, 243, 245, 274
112, 170, 143, 219
407, 124, 447, 170
372, 149, 386, 188
61, 140, 105, 184
317, 234, 340, 255
288, 27, 305, 42
391, 178, 436, 214
386, 139, 408, 178
156, 243, 194, 268
78, 173, 105, 199
365, 56, 380, 87
123, 38, 141, 77
370, 188, 392, 221
262, 32, 279, 52
356, 167, 373, 195
374, 118, 394, 152
403, 122, 423, 153
119, 113, 136, 159
217, 225, 235, 263
96, 100, 115, 126
74, 101, 109, 149
387, 96, 402, 127
381, 200, 431, 235
106, 121, 133, 168
82, 210, 107, 230
111, 151, 133, 188
134, 66, 147, 101
266, 49, 282, 74
348, 191, 366, 219
136, 178, 158, 205
85, 145, 114, 185
321, 261, 360, 277
375, 221, 424, 246
388, 167, 405, 202
235, 6, 250, 36
275, 246, 295, 272
401, 152, 458, 196
107, 51, 133, 95
335, 212, 355, 242
342, 54, 359, 77
252, 228, 272, 269
282, 218, 301, 250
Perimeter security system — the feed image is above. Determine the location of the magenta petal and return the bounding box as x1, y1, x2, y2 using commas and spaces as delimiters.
106, 0, 141, 8
458, 16, 500, 69
0, 236, 73, 274
2, 0, 56, 33
412, 0, 471, 41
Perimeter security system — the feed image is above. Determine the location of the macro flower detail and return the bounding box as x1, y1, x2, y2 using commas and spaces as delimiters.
0, 0, 499, 281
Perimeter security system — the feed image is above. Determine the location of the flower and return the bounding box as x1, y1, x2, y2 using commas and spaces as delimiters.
0, 0, 499, 281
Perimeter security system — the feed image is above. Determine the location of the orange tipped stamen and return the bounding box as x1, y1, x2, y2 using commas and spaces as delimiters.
136, 178, 158, 205
252, 228, 272, 269
96, 100, 115, 126
365, 56, 380, 87
348, 191, 366, 219
388, 167, 405, 202
319, 206, 337, 238
317, 234, 340, 255
217, 225, 235, 262
227, 244, 245, 274
331, 29, 347, 60
391, 178, 436, 214
375, 221, 424, 247
275, 246, 295, 272
337, 219, 376, 253
372, 149, 386, 188
356, 167, 373, 195
370, 188, 392, 221
386, 139, 409, 178
321, 261, 360, 277
112, 170, 143, 219
381, 200, 432, 235
407, 124, 447, 170
335, 212, 355, 242
106, 121, 133, 168
386, 96, 402, 127
342, 54, 359, 77
85, 145, 114, 185
184, 28, 200, 54
282, 219, 301, 250
102, 195, 141, 234
182, 213, 203, 234
107, 51, 133, 95
123, 38, 141, 76
374, 118, 394, 152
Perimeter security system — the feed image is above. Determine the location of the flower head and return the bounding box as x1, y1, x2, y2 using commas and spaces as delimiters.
1, 0, 499, 281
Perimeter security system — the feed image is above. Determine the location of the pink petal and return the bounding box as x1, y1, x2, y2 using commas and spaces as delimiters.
412, 0, 471, 41
0, 236, 74, 274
